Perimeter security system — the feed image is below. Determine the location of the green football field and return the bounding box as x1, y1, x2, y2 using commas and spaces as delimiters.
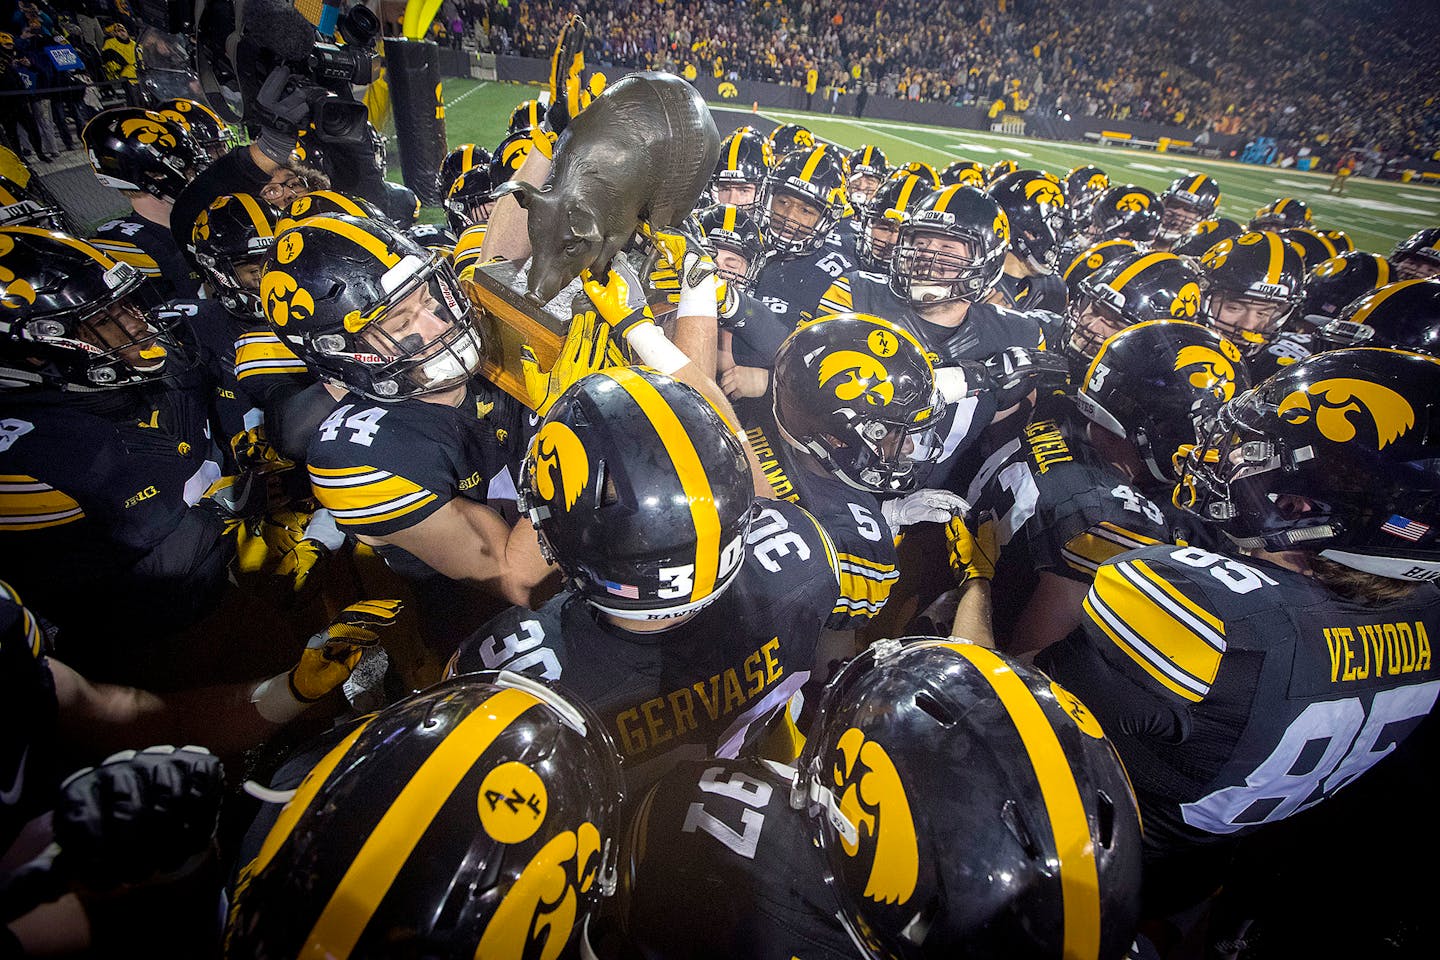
431, 78, 1440, 255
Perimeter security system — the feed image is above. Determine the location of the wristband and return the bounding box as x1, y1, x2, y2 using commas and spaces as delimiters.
933, 366, 970, 404
676, 271, 717, 322
249, 673, 308, 724
625, 322, 690, 376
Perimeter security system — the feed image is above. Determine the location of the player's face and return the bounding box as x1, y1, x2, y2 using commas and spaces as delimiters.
80, 298, 167, 372
261, 172, 309, 210
232, 259, 264, 293
911, 231, 973, 280
1068, 299, 1127, 359
768, 191, 825, 244
848, 173, 883, 204
372, 281, 452, 356
868, 218, 901, 261
1160, 201, 1202, 237
715, 182, 757, 209
713, 247, 751, 286
1213, 296, 1284, 342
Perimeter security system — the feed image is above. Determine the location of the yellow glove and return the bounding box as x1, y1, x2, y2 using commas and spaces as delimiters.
642, 224, 719, 288
522, 308, 627, 415
945, 513, 998, 585
529, 125, 557, 160
288, 599, 404, 703
547, 15, 606, 135
229, 426, 292, 475
580, 258, 655, 337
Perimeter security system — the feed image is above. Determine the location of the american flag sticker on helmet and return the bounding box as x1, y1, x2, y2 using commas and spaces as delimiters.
1381, 515, 1430, 542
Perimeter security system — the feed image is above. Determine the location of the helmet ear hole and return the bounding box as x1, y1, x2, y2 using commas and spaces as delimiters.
913, 691, 955, 726
1096, 789, 1118, 849
599, 462, 617, 507
1000, 797, 1043, 861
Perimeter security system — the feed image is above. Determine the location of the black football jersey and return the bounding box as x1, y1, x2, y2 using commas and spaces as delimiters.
90, 214, 201, 299
305, 378, 530, 581
733, 239, 856, 367
233, 324, 315, 412
155, 298, 257, 456
610, 757, 857, 960
447, 498, 844, 792
996, 271, 1067, 313
964, 393, 1172, 644
0, 591, 59, 854
1245, 329, 1315, 382
0, 377, 231, 650
740, 414, 899, 628
1037, 543, 1440, 857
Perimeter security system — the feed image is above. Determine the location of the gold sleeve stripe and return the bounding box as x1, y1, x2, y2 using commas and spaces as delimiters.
835, 552, 898, 615
818, 276, 853, 314
1082, 560, 1224, 702
309, 467, 437, 526
250, 719, 374, 881
942, 642, 1101, 959
1062, 522, 1161, 574
1128, 558, 1225, 636
235, 333, 307, 379
303, 688, 543, 958
0, 475, 84, 530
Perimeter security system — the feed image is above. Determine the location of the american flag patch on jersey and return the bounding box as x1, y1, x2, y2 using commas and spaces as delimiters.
1381, 515, 1430, 542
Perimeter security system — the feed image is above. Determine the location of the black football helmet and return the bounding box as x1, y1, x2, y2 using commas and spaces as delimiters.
846, 144, 890, 207
260, 214, 485, 401
987, 169, 1067, 275
154, 97, 236, 159
792, 637, 1143, 960
1320, 228, 1354, 254
856, 173, 933, 272
1063, 165, 1110, 238
1302, 251, 1394, 320
225, 673, 625, 960
1061, 239, 1138, 303
986, 157, 1020, 184
0, 173, 64, 230
1278, 226, 1339, 272
438, 142, 491, 200
1391, 227, 1440, 282
1176, 348, 1440, 581
518, 367, 755, 622
1250, 197, 1312, 232
1062, 250, 1208, 365
189, 193, 279, 320
766, 123, 815, 162
1074, 320, 1250, 484
711, 128, 771, 215
1197, 231, 1306, 356
1321, 279, 1440, 356
444, 165, 500, 235
772, 313, 946, 493
1086, 185, 1162, 245
491, 128, 536, 181
81, 107, 205, 204
759, 145, 848, 258
1170, 216, 1245, 258
940, 158, 987, 189
0, 226, 181, 390
508, 97, 545, 134
890, 161, 941, 189
1156, 173, 1221, 247
407, 221, 458, 255
694, 203, 765, 291
276, 189, 386, 233
889, 184, 1010, 305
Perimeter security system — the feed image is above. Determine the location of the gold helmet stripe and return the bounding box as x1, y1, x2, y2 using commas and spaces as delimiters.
943, 642, 1102, 959
895, 174, 921, 211
2, 225, 118, 268
302, 687, 545, 958
307, 191, 371, 219
800, 144, 829, 181
250, 717, 374, 880
1187, 174, 1207, 195
727, 131, 744, 170
303, 216, 402, 268
931, 184, 965, 214
0, 183, 16, 205
235, 192, 277, 239
1347, 277, 1430, 326
1265, 231, 1284, 285
1376, 257, 1391, 286
1110, 252, 1178, 291
602, 367, 721, 603
722, 204, 738, 233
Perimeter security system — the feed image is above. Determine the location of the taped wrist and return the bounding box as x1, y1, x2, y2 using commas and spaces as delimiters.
677, 271, 717, 321
625, 322, 690, 376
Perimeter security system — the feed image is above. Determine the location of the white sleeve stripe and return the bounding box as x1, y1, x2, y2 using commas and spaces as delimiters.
1087, 587, 1210, 697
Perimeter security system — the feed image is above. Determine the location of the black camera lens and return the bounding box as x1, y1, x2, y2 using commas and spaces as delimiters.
339, 5, 382, 46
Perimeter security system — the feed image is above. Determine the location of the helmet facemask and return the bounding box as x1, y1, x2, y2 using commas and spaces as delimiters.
1157, 197, 1206, 244
1062, 290, 1129, 367
1205, 290, 1295, 357
761, 183, 835, 258
889, 224, 1001, 306
856, 208, 904, 271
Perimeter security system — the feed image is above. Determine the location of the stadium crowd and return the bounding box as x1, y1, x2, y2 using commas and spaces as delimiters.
488, 0, 1440, 163
2, 4, 1440, 960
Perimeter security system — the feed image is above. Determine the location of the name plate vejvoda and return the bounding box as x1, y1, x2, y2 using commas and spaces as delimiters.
461, 258, 578, 409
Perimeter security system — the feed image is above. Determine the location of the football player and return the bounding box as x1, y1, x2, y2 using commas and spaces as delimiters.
81, 106, 207, 299
600, 638, 1143, 960
940, 158, 988, 189
710, 127, 771, 217
1169, 216, 1245, 258
987, 169, 1069, 311
766, 122, 815, 163
1389, 226, 1440, 281
1195, 230, 1307, 377
1037, 348, 1440, 918
437, 141, 490, 201
261, 214, 543, 651
447, 368, 861, 792
851, 172, 933, 273
1060, 250, 1209, 367
1249, 197, 1312, 232
844, 143, 889, 208
443, 162, 502, 236
0, 172, 66, 231
945, 321, 1246, 655
747, 314, 969, 628
1300, 250, 1394, 321
154, 97, 238, 161
1153, 173, 1221, 251
1318, 277, 1440, 355
227, 672, 625, 959
1062, 164, 1110, 242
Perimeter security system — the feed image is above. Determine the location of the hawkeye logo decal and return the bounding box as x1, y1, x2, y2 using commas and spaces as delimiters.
832, 727, 918, 905
1175, 344, 1239, 400
1116, 192, 1151, 212
121, 117, 177, 149
259, 271, 313, 328
718, 81, 738, 99
1024, 176, 1065, 207
532, 421, 589, 511
476, 822, 603, 960
1200, 239, 1232, 269
1086, 172, 1110, 191
993, 209, 1011, 246
1277, 378, 1414, 449
0, 236, 35, 308
1169, 281, 1202, 319
819, 350, 894, 406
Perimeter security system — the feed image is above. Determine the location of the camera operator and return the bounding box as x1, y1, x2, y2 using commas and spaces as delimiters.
171, 0, 386, 269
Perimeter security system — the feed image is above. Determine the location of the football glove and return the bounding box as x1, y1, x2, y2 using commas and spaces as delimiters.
945, 512, 998, 585
581, 257, 656, 338
288, 599, 404, 703
522, 306, 627, 415
881, 488, 970, 531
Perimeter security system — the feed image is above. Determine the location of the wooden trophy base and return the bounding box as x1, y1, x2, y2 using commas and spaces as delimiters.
461, 259, 580, 409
